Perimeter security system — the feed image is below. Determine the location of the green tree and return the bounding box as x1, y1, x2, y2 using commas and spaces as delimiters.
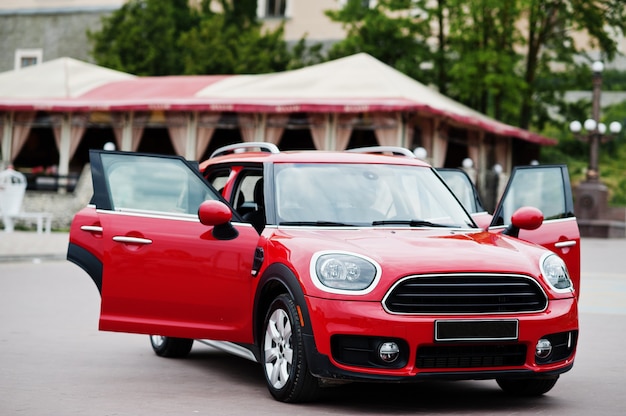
89, 0, 323, 76
518, 0, 626, 129
326, 0, 626, 132
88, 0, 197, 75
443, 0, 526, 124
325, 0, 434, 83
179, 13, 293, 74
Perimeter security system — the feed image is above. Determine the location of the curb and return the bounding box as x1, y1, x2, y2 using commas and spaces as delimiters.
0, 254, 67, 263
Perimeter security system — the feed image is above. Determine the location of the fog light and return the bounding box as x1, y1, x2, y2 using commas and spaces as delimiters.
378, 342, 400, 363
536, 338, 552, 359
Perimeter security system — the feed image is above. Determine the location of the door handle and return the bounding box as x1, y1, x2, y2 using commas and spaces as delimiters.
554, 240, 576, 248
81, 225, 103, 233
112, 236, 153, 245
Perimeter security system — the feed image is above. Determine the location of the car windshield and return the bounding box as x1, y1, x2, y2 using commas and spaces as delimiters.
274, 163, 475, 228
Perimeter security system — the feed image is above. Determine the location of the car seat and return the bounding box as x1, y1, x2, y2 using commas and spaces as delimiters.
243, 178, 265, 233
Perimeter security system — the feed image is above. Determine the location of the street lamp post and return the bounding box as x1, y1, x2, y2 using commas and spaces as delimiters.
569, 61, 622, 181
567, 61, 623, 236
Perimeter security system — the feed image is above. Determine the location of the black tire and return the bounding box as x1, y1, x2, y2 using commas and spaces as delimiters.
261, 294, 320, 403
496, 376, 559, 396
149, 335, 193, 358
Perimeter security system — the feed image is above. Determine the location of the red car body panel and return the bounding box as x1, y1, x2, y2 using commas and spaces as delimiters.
96, 211, 261, 341
304, 296, 577, 376
264, 227, 571, 301
517, 220, 581, 296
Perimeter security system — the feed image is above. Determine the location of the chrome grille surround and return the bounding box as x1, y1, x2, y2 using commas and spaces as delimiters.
383, 273, 548, 315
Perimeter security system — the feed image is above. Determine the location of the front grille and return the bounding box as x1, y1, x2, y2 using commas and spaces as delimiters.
416, 344, 527, 368
384, 274, 547, 314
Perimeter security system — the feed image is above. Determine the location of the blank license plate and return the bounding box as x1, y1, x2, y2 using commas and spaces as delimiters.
435, 320, 518, 342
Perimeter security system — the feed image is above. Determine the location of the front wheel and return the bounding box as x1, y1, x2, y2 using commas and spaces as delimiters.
149, 335, 193, 358
261, 294, 320, 403
496, 376, 559, 396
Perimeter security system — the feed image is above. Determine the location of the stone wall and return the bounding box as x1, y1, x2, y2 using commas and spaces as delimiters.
0, 10, 112, 72
1, 165, 92, 231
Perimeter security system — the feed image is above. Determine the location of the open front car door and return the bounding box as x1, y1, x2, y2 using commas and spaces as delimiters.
490, 165, 581, 294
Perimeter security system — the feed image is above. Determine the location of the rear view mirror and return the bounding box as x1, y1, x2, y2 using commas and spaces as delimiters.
503, 206, 543, 237
198, 200, 232, 226
198, 200, 238, 240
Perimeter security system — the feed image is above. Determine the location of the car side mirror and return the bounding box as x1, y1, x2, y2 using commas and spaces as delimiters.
502, 206, 544, 238
198, 200, 238, 240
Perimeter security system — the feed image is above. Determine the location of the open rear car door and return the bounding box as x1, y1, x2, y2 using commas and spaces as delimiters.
81, 150, 260, 341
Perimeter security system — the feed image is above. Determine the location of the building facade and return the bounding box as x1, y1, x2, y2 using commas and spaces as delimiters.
0, 1, 124, 72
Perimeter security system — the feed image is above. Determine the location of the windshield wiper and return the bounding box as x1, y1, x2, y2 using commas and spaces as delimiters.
371, 219, 455, 228
279, 221, 356, 227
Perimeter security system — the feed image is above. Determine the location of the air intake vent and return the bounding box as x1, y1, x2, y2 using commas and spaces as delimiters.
384, 274, 547, 314
416, 344, 527, 368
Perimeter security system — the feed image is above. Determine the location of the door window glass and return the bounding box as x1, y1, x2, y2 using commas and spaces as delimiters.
206, 168, 231, 196
101, 153, 217, 215
437, 169, 483, 213
497, 167, 567, 225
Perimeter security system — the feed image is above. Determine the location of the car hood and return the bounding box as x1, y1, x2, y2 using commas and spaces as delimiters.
266, 227, 546, 298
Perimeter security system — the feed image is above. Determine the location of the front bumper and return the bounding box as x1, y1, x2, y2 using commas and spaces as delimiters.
303, 296, 578, 382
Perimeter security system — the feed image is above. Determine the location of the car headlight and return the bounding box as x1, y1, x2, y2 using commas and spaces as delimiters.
311, 251, 381, 294
540, 253, 572, 292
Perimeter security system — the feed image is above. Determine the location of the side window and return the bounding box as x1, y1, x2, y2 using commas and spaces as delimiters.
494, 166, 571, 226
15, 48, 42, 70
233, 171, 264, 217
258, 0, 290, 18
206, 168, 231, 196
437, 169, 484, 214
339, 0, 376, 8
102, 154, 217, 215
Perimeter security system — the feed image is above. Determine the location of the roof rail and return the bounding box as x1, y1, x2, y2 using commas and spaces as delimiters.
346, 146, 416, 158
210, 142, 280, 158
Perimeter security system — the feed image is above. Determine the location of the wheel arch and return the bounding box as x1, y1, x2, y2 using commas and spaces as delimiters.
253, 263, 314, 349
67, 242, 103, 294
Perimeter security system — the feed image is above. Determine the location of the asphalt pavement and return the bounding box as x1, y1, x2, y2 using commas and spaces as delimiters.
1, 231, 624, 415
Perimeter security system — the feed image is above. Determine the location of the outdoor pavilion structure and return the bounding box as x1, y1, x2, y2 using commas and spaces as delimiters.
0, 53, 556, 202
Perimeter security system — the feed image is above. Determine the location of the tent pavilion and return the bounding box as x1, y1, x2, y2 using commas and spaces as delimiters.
0, 53, 555, 201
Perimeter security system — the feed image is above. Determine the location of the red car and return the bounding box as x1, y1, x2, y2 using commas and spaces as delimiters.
68, 143, 580, 403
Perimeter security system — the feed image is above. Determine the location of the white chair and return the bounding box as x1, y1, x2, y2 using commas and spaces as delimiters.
0, 168, 53, 234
